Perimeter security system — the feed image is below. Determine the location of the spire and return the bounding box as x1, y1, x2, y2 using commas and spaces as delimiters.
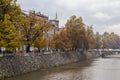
55, 12, 57, 20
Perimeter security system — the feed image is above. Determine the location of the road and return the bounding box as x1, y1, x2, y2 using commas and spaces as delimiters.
5, 54, 120, 80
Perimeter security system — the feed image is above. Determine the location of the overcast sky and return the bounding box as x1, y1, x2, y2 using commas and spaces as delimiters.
17, 0, 120, 35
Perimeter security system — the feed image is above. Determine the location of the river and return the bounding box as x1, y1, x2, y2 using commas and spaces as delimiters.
5, 54, 120, 80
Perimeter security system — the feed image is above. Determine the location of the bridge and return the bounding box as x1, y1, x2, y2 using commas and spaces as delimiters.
88, 49, 120, 57
89, 49, 120, 52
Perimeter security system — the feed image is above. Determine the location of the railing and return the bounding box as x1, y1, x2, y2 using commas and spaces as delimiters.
88, 49, 120, 52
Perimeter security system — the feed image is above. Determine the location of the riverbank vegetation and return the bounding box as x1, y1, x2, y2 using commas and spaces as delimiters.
50, 15, 95, 51
95, 32, 120, 49
0, 0, 120, 53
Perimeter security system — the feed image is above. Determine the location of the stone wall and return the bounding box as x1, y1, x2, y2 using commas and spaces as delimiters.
0, 51, 99, 79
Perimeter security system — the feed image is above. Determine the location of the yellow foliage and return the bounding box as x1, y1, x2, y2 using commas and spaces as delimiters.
50, 28, 72, 50
33, 37, 47, 48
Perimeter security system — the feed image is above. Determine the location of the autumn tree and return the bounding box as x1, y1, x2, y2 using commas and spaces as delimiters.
86, 26, 95, 49
102, 32, 120, 49
50, 28, 72, 50
65, 15, 86, 50
33, 37, 47, 52
94, 32, 102, 49
20, 11, 50, 52
94, 32, 120, 49
0, 0, 22, 51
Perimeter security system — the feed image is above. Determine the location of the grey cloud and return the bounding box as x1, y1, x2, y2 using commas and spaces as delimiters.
17, 0, 120, 35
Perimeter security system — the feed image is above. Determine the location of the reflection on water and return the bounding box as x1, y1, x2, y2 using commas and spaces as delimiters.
5, 55, 120, 80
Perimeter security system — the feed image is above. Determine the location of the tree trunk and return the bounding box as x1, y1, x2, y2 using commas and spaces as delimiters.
0, 48, 1, 53
38, 48, 40, 52
26, 44, 31, 53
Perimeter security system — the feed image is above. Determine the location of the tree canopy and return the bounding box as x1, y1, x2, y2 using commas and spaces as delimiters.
65, 15, 87, 50
20, 12, 50, 52
0, 0, 22, 50
1, 0, 119, 53
94, 32, 120, 49
50, 15, 95, 51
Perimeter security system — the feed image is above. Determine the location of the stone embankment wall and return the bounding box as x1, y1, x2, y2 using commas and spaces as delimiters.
0, 51, 99, 79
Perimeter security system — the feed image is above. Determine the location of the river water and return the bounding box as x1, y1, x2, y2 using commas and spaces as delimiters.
5, 55, 120, 80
